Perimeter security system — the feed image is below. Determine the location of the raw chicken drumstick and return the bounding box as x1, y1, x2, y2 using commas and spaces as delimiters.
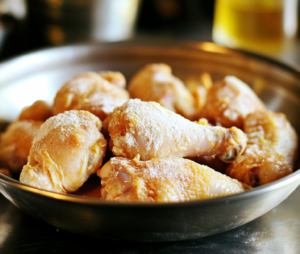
128, 64, 199, 120
20, 110, 107, 193
200, 76, 265, 128
98, 156, 250, 202
227, 110, 298, 186
105, 99, 247, 162
53, 72, 129, 121
0, 120, 43, 176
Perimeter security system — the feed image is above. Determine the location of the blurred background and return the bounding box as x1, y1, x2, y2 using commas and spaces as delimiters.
0, 0, 299, 64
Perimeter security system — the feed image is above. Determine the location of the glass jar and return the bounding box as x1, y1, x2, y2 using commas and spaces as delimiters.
212, 0, 298, 55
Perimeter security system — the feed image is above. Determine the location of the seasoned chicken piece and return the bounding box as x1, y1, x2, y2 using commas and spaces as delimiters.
98, 156, 250, 202
0, 120, 43, 176
200, 76, 265, 128
106, 99, 247, 162
187, 72, 213, 112
18, 100, 52, 121
98, 71, 126, 89
128, 64, 199, 120
53, 72, 129, 121
20, 110, 107, 193
227, 111, 298, 186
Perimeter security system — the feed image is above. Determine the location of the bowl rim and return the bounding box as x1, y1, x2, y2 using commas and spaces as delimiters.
1, 168, 300, 208
1, 39, 300, 77
0, 40, 300, 208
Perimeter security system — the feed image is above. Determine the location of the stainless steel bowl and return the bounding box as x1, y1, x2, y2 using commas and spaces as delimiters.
0, 41, 299, 242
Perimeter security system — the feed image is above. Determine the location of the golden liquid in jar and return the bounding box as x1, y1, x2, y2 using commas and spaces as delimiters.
213, 0, 285, 53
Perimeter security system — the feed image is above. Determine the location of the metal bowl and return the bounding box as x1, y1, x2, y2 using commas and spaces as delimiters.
0, 41, 299, 242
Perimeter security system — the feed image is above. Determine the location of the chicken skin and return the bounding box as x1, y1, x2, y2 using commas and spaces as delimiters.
128, 64, 199, 120
189, 156, 228, 174
200, 76, 265, 128
0, 120, 43, 176
227, 110, 298, 186
18, 100, 52, 121
98, 156, 250, 202
20, 110, 107, 193
185, 118, 228, 174
186, 72, 213, 113
106, 99, 247, 162
53, 72, 129, 121
98, 71, 126, 89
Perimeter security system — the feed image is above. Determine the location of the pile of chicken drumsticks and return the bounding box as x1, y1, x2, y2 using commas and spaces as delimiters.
0, 64, 297, 202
